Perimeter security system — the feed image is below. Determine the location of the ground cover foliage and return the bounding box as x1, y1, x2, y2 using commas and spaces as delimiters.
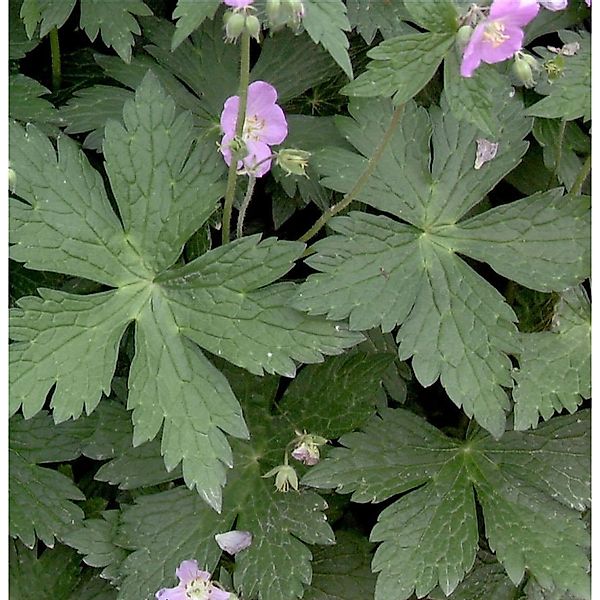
8, 0, 590, 599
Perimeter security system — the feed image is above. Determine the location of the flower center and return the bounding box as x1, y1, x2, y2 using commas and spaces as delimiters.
244, 114, 266, 141
185, 578, 212, 600
483, 21, 509, 47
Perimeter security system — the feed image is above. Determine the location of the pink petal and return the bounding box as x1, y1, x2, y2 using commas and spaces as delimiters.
477, 23, 524, 64
255, 104, 288, 145
244, 140, 273, 177
215, 531, 253, 555
156, 586, 187, 600
176, 560, 207, 586
460, 24, 486, 77
490, 0, 539, 26
538, 0, 568, 10
246, 81, 278, 114
223, 0, 254, 7
209, 585, 232, 600
221, 96, 240, 137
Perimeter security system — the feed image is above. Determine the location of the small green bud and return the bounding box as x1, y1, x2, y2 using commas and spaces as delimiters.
456, 25, 473, 49
245, 14, 261, 42
225, 12, 246, 42
512, 55, 535, 88
276, 148, 312, 177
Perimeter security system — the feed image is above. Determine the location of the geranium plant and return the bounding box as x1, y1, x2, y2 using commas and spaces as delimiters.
8, 0, 590, 599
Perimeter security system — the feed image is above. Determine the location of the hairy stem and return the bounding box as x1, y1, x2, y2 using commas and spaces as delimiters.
569, 153, 591, 196
298, 103, 405, 244
49, 27, 61, 92
236, 175, 257, 239
221, 30, 251, 245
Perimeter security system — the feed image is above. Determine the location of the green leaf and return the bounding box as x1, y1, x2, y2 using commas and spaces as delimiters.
303, 0, 353, 78
10, 72, 360, 512
10, 448, 85, 547
279, 352, 394, 438
347, 0, 414, 44
343, 32, 454, 103
170, 0, 221, 50
10, 0, 40, 58
79, 0, 152, 63
444, 46, 513, 137
9, 260, 64, 306
402, 0, 459, 33
303, 409, 590, 599
9, 74, 60, 131
20, 0, 77, 38
428, 552, 520, 600
63, 511, 128, 584
69, 573, 118, 600
513, 286, 591, 430
10, 541, 82, 599
527, 31, 591, 122
295, 96, 551, 436
525, 2, 590, 44
304, 531, 377, 600
117, 373, 334, 600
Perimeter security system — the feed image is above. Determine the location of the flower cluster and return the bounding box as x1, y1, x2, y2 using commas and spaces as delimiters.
156, 560, 230, 600
220, 81, 288, 177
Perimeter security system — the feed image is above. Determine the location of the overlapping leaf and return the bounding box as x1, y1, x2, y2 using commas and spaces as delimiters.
170, 0, 220, 50
18, 0, 152, 61
303, 409, 591, 600
346, 0, 414, 44
294, 96, 590, 436
513, 286, 591, 430
10, 72, 360, 513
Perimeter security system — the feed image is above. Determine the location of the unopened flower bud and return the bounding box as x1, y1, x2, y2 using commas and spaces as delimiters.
245, 14, 261, 42
456, 25, 473, 49
287, 0, 305, 22
225, 12, 247, 42
266, 0, 282, 21
512, 55, 535, 88
276, 148, 312, 177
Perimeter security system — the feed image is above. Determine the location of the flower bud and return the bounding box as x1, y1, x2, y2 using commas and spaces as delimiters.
512, 55, 535, 88
245, 14, 261, 42
276, 148, 311, 177
266, 0, 282, 21
225, 12, 247, 42
456, 25, 473, 50
287, 0, 305, 22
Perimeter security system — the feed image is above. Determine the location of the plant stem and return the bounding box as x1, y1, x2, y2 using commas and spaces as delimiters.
298, 103, 405, 244
546, 118, 566, 189
221, 30, 251, 245
569, 154, 591, 196
236, 175, 257, 238
49, 27, 61, 92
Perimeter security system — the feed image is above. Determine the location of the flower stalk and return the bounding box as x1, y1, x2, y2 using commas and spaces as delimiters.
222, 30, 251, 245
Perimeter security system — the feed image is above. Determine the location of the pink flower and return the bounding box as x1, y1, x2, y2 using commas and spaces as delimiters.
586, 0, 591, 6
155, 560, 230, 600
223, 0, 254, 8
461, 0, 540, 77
220, 81, 288, 177
538, 0, 568, 9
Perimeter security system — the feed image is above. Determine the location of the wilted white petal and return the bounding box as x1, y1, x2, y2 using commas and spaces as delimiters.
474, 138, 499, 170
215, 530, 253, 555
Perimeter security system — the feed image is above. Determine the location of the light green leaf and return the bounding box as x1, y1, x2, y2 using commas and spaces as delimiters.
437, 190, 591, 292
343, 32, 454, 103
79, 0, 152, 63
9, 73, 59, 126
303, 0, 352, 78
303, 409, 590, 599
10, 72, 360, 512
527, 31, 591, 122
10, 541, 82, 599
20, 0, 77, 38
279, 352, 394, 438
347, 0, 414, 43
304, 531, 377, 600
10, 449, 85, 548
171, 0, 221, 50
295, 96, 545, 436
63, 511, 128, 583
444, 46, 513, 137
402, 0, 459, 33
513, 286, 591, 430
